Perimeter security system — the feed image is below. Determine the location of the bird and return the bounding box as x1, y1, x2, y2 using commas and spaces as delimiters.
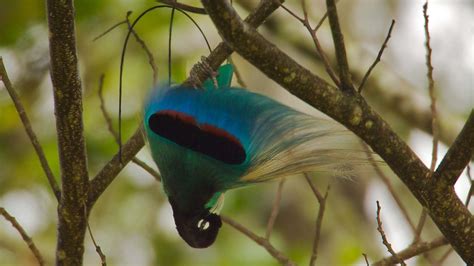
143, 64, 368, 248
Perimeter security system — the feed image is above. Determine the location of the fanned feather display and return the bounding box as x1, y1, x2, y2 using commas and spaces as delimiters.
143, 64, 373, 248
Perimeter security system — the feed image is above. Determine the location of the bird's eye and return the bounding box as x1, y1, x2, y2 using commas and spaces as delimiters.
197, 219, 210, 231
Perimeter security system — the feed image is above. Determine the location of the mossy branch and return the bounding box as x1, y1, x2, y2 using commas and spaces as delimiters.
434, 110, 474, 185
200, 1, 474, 262
46, 0, 89, 264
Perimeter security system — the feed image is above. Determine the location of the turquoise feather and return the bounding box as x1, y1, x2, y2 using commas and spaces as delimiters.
144, 64, 366, 248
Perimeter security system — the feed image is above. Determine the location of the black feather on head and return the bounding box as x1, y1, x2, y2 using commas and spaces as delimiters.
169, 197, 222, 248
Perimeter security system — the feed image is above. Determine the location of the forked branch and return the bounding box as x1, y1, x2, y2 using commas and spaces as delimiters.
200, 0, 474, 262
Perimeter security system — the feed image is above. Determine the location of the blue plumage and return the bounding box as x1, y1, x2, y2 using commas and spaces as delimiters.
144, 64, 364, 248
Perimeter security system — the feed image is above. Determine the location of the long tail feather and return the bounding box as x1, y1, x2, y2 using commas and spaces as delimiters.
239, 100, 376, 184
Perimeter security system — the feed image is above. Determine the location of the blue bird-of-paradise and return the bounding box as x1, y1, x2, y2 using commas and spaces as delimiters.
144, 64, 365, 248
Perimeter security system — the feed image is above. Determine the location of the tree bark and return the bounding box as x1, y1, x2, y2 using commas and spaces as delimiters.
200, 0, 474, 263
46, 0, 89, 264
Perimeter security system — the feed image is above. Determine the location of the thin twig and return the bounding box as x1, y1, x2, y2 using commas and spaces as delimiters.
304, 174, 324, 202
281, 3, 340, 87
265, 179, 285, 240
465, 165, 473, 206
362, 253, 370, 266
413, 209, 428, 243
228, 56, 248, 88
87, 222, 107, 266
221, 216, 296, 266
423, 2, 439, 178
314, 10, 328, 32
125, 12, 159, 86
0, 207, 45, 266
373, 236, 447, 266
437, 247, 454, 265
93, 11, 159, 85
84, 204, 107, 265
183, 0, 284, 87
0, 57, 61, 201
98, 74, 119, 142
307, 33, 341, 87
358, 20, 395, 93
305, 175, 329, 266
131, 157, 161, 182
97, 75, 161, 182
326, 0, 354, 91
411, 2, 439, 246
280, 4, 303, 23
93, 20, 128, 41
361, 142, 416, 233
376, 201, 406, 265
259, 7, 469, 152
157, 0, 207, 14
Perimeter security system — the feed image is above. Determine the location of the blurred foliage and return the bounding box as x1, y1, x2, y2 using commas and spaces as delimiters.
0, 0, 471, 265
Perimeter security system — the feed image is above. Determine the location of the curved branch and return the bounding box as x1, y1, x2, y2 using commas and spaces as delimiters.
157, 0, 207, 14
200, 1, 474, 262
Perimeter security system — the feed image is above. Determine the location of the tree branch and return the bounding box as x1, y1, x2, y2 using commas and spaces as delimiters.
252, 11, 466, 150
0, 207, 45, 266
373, 237, 447, 266
0, 57, 61, 201
376, 201, 406, 265
325, 0, 354, 92
87, 126, 145, 208
466, 166, 473, 206
85, 203, 107, 266
183, 0, 284, 87
423, 2, 439, 176
157, 0, 207, 14
265, 179, 285, 240
46, 0, 89, 264
125, 12, 159, 86
361, 142, 416, 233
434, 110, 474, 185
97, 74, 161, 182
358, 20, 395, 93
305, 176, 329, 266
280, 3, 341, 87
200, 1, 474, 262
221, 216, 296, 266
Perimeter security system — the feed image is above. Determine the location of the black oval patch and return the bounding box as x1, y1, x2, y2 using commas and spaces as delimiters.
149, 110, 246, 165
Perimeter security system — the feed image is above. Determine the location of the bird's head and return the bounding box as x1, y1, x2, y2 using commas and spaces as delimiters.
168, 196, 222, 248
